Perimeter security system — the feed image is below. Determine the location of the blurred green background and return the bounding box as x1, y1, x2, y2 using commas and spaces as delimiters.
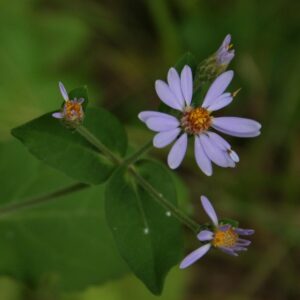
0, 0, 300, 299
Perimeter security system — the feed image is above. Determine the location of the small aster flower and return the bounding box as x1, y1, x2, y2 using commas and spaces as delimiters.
180, 195, 254, 269
52, 82, 85, 127
138, 65, 261, 175
194, 34, 235, 85
216, 34, 235, 67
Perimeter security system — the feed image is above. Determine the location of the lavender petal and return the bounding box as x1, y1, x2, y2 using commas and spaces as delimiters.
233, 246, 248, 252
229, 150, 239, 162
153, 128, 181, 148
200, 195, 219, 226
218, 224, 231, 231
216, 34, 235, 65
146, 116, 180, 132
206, 131, 231, 150
207, 93, 233, 111
197, 230, 214, 241
194, 136, 213, 176
219, 247, 238, 256
179, 244, 211, 269
59, 82, 69, 101
199, 134, 230, 167
224, 152, 236, 168
155, 80, 183, 111
180, 65, 193, 106
236, 238, 251, 246
167, 67, 185, 108
212, 117, 261, 137
167, 133, 188, 169
52, 112, 64, 119
138, 111, 174, 123
235, 228, 255, 236
219, 34, 231, 50
77, 98, 85, 104
202, 71, 234, 108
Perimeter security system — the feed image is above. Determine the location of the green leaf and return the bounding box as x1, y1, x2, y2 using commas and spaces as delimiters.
105, 160, 183, 295
11, 107, 127, 185
174, 52, 197, 74
0, 141, 128, 291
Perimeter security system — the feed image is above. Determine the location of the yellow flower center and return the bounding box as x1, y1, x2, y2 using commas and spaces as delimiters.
181, 107, 212, 135
64, 101, 83, 121
212, 227, 238, 248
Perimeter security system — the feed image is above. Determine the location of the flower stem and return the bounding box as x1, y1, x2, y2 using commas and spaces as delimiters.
122, 139, 153, 166
0, 183, 89, 218
129, 167, 200, 233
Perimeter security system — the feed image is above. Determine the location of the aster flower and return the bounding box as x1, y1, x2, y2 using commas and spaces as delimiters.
194, 34, 235, 86
52, 82, 85, 127
138, 66, 261, 175
179, 195, 254, 269
215, 34, 235, 67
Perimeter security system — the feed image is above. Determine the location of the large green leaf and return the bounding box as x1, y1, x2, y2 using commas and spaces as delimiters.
0, 142, 128, 291
105, 160, 183, 295
11, 106, 127, 185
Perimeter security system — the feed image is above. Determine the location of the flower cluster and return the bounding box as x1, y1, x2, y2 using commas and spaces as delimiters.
51, 34, 260, 270
137, 34, 259, 268
52, 82, 85, 128
139, 67, 261, 175
180, 196, 254, 269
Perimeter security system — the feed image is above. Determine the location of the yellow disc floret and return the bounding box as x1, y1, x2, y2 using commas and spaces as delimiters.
64, 101, 83, 121
181, 107, 212, 135
61, 99, 84, 128
212, 227, 238, 248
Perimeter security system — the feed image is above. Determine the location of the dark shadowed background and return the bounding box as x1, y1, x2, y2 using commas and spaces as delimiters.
0, 0, 299, 299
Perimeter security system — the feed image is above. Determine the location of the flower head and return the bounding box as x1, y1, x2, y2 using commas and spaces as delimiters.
52, 82, 85, 127
138, 65, 261, 175
194, 34, 235, 85
216, 34, 235, 67
179, 195, 254, 269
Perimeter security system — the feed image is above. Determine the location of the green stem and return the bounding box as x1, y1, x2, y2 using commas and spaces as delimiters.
129, 167, 200, 233
0, 183, 89, 217
122, 139, 153, 166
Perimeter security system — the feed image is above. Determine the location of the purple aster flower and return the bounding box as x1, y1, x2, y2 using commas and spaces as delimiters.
138, 66, 261, 175
179, 195, 254, 269
216, 34, 235, 66
52, 82, 85, 126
